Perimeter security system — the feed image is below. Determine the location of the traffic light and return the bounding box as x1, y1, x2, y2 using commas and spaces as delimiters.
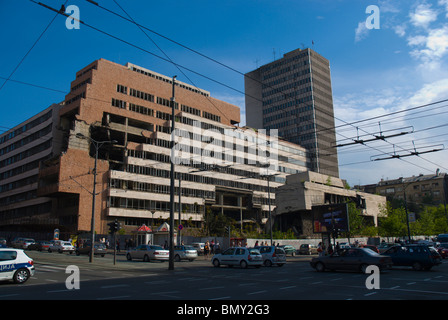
108, 220, 121, 234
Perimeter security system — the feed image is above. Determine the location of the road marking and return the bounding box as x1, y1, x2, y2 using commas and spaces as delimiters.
100, 284, 129, 289
0, 294, 20, 298
364, 292, 377, 296
199, 286, 225, 291
279, 286, 296, 290
209, 296, 231, 300
248, 290, 267, 295
407, 282, 416, 285
97, 295, 131, 300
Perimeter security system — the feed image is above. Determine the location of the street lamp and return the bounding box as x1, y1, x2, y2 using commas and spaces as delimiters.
76, 132, 116, 263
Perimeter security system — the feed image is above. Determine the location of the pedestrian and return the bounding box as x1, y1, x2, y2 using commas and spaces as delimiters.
204, 241, 210, 258
116, 239, 120, 252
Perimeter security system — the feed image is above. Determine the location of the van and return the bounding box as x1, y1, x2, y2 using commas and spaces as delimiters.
437, 234, 448, 243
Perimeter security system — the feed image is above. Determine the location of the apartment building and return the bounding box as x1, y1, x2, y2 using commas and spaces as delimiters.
358, 172, 448, 208
0, 103, 63, 235
245, 48, 339, 178
31, 59, 309, 238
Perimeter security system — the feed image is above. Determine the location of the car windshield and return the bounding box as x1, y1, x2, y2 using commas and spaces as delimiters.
184, 245, 195, 250
151, 246, 164, 250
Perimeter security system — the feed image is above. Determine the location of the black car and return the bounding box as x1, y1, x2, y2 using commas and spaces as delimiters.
382, 244, 442, 271
310, 247, 392, 273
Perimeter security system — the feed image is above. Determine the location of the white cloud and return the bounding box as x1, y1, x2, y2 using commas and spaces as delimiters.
354, 21, 369, 42
408, 26, 448, 68
439, 0, 448, 17
393, 24, 407, 37
409, 3, 438, 29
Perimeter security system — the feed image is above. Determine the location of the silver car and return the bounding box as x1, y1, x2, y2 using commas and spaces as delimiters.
256, 246, 286, 267
212, 247, 262, 268
174, 245, 198, 261
126, 244, 169, 262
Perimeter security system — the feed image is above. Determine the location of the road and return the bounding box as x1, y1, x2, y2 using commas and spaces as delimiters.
1, 250, 448, 302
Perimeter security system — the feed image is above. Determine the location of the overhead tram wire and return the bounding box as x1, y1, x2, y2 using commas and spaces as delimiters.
0, 1, 69, 93
27, 1, 445, 174
110, 0, 234, 126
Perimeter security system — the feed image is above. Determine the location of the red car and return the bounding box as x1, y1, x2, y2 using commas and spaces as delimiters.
437, 243, 448, 258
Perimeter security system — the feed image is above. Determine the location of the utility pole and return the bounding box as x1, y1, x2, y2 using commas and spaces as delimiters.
76, 133, 116, 263
169, 76, 177, 270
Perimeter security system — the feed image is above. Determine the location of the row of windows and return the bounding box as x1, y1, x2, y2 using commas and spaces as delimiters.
0, 109, 52, 145
0, 123, 52, 157
109, 196, 204, 214
125, 164, 275, 194
129, 66, 210, 97
110, 178, 215, 199
260, 50, 309, 73
0, 140, 52, 169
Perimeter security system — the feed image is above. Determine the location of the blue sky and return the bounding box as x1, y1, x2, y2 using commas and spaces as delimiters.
0, 0, 447, 186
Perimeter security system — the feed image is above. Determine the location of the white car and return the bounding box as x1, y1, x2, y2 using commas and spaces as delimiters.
212, 247, 263, 268
48, 240, 75, 254
256, 246, 286, 267
0, 248, 35, 284
174, 245, 198, 261
126, 245, 169, 262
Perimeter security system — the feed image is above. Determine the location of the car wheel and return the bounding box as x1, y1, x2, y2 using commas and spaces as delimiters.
315, 262, 325, 272
264, 260, 272, 267
412, 262, 423, 271
240, 260, 248, 269
174, 255, 181, 262
213, 259, 220, 268
13, 268, 30, 284
143, 255, 150, 262
126, 253, 132, 261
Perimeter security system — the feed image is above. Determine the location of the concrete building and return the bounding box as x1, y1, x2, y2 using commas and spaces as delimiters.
275, 171, 386, 238
245, 48, 339, 178
0, 103, 63, 235
4, 58, 311, 239
357, 172, 448, 208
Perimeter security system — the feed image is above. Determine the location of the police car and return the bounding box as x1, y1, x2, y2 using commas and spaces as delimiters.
0, 248, 35, 284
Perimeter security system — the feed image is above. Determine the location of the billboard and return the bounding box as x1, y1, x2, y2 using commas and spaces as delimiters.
312, 203, 349, 234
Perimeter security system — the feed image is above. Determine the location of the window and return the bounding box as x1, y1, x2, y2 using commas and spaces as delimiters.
117, 84, 127, 94
111, 98, 126, 109
0, 251, 17, 261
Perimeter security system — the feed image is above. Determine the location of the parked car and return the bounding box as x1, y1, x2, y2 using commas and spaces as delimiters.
192, 242, 205, 255
27, 240, 51, 251
76, 242, 107, 257
126, 244, 169, 262
11, 238, 35, 249
382, 244, 442, 271
298, 244, 318, 255
437, 243, 448, 258
0, 248, 35, 284
310, 247, 392, 273
174, 245, 198, 261
278, 245, 296, 256
255, 246, 286, 267
377, 242, 399, 253
360, 244, 379, 253
48, 240, 75, 254
212, 247, 262, 268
